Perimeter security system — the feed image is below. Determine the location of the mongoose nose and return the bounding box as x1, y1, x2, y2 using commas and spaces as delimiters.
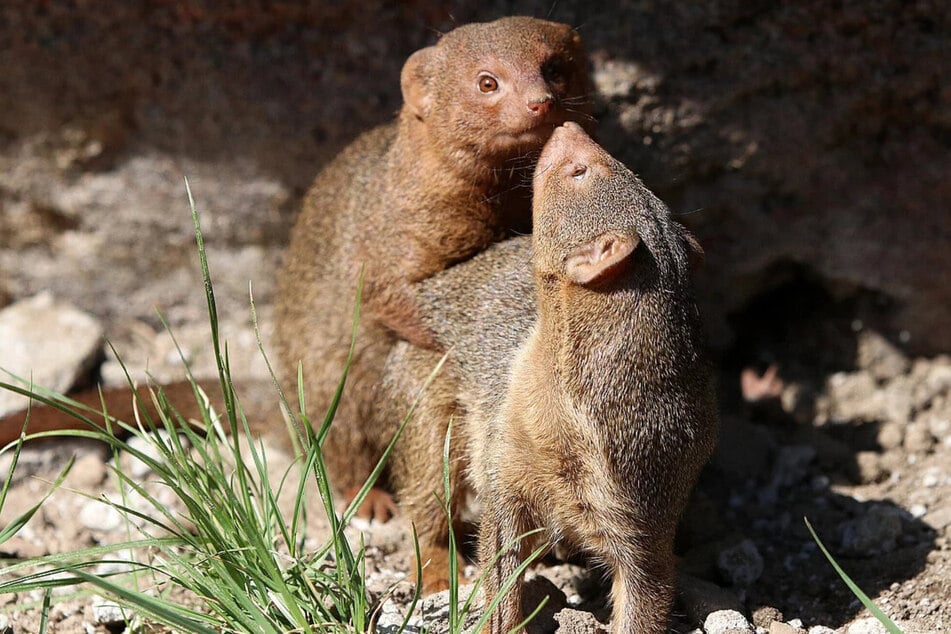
527, 95, 554, 116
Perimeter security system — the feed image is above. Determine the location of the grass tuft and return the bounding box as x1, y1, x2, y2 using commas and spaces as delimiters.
0, 184, 544, 633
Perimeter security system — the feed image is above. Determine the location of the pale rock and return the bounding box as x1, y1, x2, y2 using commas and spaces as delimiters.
704, 609, 754, 634
0, 293, 104, 417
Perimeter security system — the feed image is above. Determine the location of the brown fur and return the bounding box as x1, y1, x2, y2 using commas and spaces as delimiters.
382, 123, 718, 630
273, 17, 593, 502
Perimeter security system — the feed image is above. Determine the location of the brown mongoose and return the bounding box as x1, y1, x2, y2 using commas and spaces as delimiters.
274, 17, 594, 515
383, 122, 718, 630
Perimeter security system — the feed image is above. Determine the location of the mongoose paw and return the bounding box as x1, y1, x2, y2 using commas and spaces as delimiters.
413, 545, 464, 594
345, 486, 399, 523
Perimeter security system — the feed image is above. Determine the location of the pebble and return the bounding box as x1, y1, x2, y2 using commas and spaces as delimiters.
923, 505, 951, 532
768, 622, 804, 634
704, 609, 753, 634
839, 505, 904, 556
856, 330, 909, 381
903, 422, 935, 453
79, 500, 124, 532
718, 539, 764, 586
807, 627, 836, 634
921, 469, 943, 488
553, 608, 609, 633
123, 430, 184, 479
770, 446, 815, 489
0, 292, 104, 417
853, 451, 886, 484
0, 613, 10, 634
92, 596, 127, 626
65, 452, 108, 489
876, 421, 904, 451
751, 605, 784, 628
925, 412, 950, 440
374, 609, 420, 634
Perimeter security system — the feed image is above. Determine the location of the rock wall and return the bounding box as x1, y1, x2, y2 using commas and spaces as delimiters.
1, 1, 949, 364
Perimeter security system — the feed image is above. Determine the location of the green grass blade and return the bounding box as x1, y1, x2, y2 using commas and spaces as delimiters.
0, 454, 74, 544
804, 517, 903, 634
71, 569, 223, 634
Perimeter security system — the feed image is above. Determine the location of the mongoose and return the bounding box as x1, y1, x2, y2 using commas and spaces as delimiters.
384, 122, 718, 630
274, 17, 594, 514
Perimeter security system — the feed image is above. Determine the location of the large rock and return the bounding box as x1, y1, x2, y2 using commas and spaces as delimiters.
0, 293, 103, 417
0, 2, 948, 355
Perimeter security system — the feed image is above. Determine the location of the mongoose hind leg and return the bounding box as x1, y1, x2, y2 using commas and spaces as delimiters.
381, 344, 469, 593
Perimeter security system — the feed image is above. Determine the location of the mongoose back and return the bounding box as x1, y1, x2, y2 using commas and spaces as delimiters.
387, 122, 718, 631
274, 17, 593, 510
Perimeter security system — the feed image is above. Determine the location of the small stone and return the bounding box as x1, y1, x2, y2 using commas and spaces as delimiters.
921, 469, 942, 488
123, 430, 184, 479
768, 622, 803, 634
704, 609, 753, 633
718, 539, 764, 586
92, 596, 127, 626
417, 584, 482, 634
846, 617, 892, 634
808, 627, 836, 634
0, 293, 104, 417
0, 614, 11, 634
65, 452, 107, 489
856, 330, 909, 381
374, 609, 420, 634
923, 505, 951, 531
770, 445, 816, 489
924, 412, 950, 440
875, 422, 904, 450
553, 607, 609, 633
903, 422, 935, 453
79, 500, 124, 532
852, 451, 886, 484
914, 363, 951, 405
839, 505, 903, 556
751, 606, 784, 628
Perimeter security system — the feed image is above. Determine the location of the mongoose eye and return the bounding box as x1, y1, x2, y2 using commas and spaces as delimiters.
571, 164, 588, 180
478, 74, 499, 93
542, 58, 565, 84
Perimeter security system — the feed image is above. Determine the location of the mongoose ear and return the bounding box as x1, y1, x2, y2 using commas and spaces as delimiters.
401, 47, 435, 119
565, 234, 638, 286
681, 229, 705, 271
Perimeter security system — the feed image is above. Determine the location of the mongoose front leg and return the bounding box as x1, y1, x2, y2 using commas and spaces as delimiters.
480, 491, 533, 634
608, 540, 677, 634
364, 277, 441, 350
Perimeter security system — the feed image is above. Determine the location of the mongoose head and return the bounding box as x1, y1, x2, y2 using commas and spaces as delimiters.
532, 122, 700, 291
400, 16, 593, 164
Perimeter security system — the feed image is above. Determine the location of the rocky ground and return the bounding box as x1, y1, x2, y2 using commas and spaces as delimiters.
1, 2, 950, 633
0, 280, 949, 633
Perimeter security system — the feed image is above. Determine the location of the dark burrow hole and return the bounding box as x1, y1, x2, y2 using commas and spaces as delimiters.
720, 260, 901, 414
